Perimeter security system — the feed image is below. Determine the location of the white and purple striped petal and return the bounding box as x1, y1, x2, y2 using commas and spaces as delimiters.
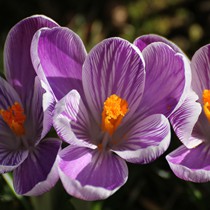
137, 42, 187, 118
169, 91, 202, 148
166, 143, 210, 182
4, 15, 58, 103
113, 114, 170, 164
0, 145, 28, 174
134, 34, 184, 53
31, 27, 87, 101
83, 37, 145, 124
0, 77, 22, 110
53, 90, 96, 148
24, 77, 55, 145
58, 145, 128, 201
40, 79, 56, 139
191, 44, 210, 101
13, 138, 61, 196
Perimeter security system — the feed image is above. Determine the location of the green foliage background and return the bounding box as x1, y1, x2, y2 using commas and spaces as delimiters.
0, 0, 210, 209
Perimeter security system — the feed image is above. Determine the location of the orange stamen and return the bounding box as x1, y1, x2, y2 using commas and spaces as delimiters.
0, 102, 26, 136
101, 94, 128, 136
203, 89, 210, 122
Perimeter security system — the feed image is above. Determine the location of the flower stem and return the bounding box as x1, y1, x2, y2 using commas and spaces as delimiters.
2, 173, 31, 209
71, 197, 92, 210
30, 192, 52, 210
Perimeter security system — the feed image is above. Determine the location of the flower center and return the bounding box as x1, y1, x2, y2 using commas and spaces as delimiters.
203, 89, 210, 122
0, 102, 26, 136
101, 94, 128, 136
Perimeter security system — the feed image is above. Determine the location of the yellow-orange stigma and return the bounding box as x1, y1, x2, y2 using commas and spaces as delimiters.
101, 94, 128, 136
0, 102, 26, 136
203, 89, 210, 122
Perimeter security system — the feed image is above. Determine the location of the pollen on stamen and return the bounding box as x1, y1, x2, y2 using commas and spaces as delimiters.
97, 143, 103, 151
101, 94, 128, 136
202, 89, 210, 122
0, 102, 26, 136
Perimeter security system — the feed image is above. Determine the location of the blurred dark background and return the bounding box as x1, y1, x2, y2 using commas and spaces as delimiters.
1, 0, 210, 210
1, 0, 210, 56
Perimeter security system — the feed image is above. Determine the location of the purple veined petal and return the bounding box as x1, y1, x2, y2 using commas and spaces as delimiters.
0, 77, 22, 109
82, 37, 145, 124
169, 90, 202, 148
31, 27, 87, 101
166, 143, 210, 182
172, 52, 192, 114
23, 77, 45, 146
30, 77, 55, 140
58, 145, 128, 201
0, 139, 28, 174
13, 138, 61, 196
53, 90, 97, 149
0, 111, 28, 174
134, 34, 185, 54
135, 36, 192, 116
137, 42, 187, 118
113, 114, 170, 164
190, 108, 210, 145
4, 15, 58, 103
40, 79, 56, 139
191, 44, 210, 101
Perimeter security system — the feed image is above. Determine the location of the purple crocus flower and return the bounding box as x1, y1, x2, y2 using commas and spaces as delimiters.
166, 44, 210, 182
0, 15, 61, 195
135, 34, 203, 181
31, 27, 190, 200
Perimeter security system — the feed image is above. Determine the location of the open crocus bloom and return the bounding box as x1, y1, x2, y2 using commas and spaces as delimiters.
166, 44, 210, 182
0, 15, 61, 195
31, 26, 191, 200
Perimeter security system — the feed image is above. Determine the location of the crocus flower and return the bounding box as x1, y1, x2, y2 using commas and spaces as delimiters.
0, 15, 61, 196
135, 34, 203, 181
31, 27, 189, 200
166, 44, 210, 182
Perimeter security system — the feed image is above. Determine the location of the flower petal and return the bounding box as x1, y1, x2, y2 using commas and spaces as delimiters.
191, 44, 210, 101
83, 37, 145, 124
58, 145, 128, 201
31, 27, 87, 101
113, 114, 170, 164
166, 143, 210, 182
0, 76, 22, 109
0, 144, 28, 174
138, 42, 187, 118
13, 138, 61, 195
23, 77, 45, 145
0, 119, 28, 174
26, 77, 55, 141
4, 15, 58, 101
134, 34, 184, 53
40, 79, 56, 139
53, 90, 96, 149
169, 90, 202, 148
